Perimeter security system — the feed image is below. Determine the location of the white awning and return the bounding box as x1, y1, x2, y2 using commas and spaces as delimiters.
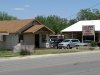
0, 33, 9, 35
61, 20, 100, 32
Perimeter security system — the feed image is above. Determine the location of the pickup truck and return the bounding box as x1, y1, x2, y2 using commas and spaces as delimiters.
76, 40, 91, 46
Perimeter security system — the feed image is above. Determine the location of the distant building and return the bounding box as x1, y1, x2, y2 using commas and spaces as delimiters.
61, 20, 100, 43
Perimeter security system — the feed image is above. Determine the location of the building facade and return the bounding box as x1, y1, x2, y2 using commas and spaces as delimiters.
0, 19, 54, 51
61, 20, 100, 43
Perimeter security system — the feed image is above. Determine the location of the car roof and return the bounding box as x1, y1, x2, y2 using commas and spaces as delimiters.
64, 39, 79, 40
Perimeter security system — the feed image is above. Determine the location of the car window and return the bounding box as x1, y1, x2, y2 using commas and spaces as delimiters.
63, 40, 70, 42
71, 39, 79, 42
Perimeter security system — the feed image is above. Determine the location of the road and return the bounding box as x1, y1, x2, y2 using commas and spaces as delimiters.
0, 51, 100, 75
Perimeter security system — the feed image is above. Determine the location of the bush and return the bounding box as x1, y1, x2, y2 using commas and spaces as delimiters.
20, 49, 31, 55
90, 41, 97, 47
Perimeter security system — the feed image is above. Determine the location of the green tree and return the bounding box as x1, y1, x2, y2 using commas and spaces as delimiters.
0, 11, 17, 20
68, 19, 77, 26
35, 8, 100, 34
35, 15, 68, 34
76, 8, 100, 20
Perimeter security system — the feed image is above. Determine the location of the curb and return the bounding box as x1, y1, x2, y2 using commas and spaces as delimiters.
0, 50, 100, 61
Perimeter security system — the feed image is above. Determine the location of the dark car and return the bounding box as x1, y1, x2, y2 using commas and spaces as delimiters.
50, 38, 63, 48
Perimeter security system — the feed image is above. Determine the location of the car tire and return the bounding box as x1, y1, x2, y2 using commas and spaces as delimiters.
70, 47, 72, 49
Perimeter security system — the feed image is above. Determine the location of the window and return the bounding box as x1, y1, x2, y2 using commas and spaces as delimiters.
3, 35, 6, 41
42, 34, 46, 43
71, 40, 79, 42
63, 40, 70, 42
0, 35, 6, 42
19, 34, 23, 43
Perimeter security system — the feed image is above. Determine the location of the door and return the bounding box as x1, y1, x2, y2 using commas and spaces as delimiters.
35, 34, 39, 48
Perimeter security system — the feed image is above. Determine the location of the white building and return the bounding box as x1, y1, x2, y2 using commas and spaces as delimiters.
61, 20, 100, 42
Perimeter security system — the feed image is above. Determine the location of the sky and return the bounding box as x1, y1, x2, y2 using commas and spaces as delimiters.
0, 0, 100, 19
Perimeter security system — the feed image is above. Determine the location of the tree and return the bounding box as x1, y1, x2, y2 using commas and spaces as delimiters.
35, 8, 100, 34
35, 15, 68, 34
0, 11, 17, 20
68, 19, 77, 26
76, 8, 100, 20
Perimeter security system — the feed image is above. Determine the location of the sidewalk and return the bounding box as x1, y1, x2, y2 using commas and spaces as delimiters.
0, 50, 100, 62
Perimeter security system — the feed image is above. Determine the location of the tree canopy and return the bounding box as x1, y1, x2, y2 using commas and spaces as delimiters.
0, 11, 17, 20
35, 8, 100, 34
35, 15, 68, 34
77, 8, 100, 20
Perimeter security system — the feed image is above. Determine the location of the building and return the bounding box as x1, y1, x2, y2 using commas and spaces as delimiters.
0, 19, 54, 51
61, 20, 100, 42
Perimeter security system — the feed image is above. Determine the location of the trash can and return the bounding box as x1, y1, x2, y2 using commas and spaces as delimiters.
46, 42, 50, 48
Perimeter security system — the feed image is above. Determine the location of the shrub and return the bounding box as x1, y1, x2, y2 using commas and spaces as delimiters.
20, 49, 31, 55
90, 41, 97, 47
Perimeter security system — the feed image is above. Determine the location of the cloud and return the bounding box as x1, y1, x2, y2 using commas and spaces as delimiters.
13, 5, 30, 11
25, 5, 30, 7
14, 8, 25, 11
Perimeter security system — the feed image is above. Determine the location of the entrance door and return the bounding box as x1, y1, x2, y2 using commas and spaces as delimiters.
35, 34, 39, 48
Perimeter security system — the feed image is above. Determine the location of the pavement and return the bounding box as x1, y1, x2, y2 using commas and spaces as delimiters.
0, 50, 100, 61
0, 50, 100, 75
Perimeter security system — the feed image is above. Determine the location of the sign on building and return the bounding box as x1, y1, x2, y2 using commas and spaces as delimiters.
82, 25, 95, 36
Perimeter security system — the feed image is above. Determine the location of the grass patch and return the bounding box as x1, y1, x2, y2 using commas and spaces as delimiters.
19, 50, 31, 56
32, 48, 84, 55
0, 48, 99, 57
0, 50, 19, 57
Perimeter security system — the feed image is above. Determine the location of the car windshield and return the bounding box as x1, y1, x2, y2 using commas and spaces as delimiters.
71, 40, 79, 42
63, 39, 70, 42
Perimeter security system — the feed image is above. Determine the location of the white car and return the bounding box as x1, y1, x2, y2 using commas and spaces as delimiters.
58, 39, 80, 49
75, 40, 91, 48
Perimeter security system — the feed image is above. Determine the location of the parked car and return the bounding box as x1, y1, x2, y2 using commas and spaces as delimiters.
58, 39, 80, 49
50, 38, 63, 48
83, 40, 92, 43
76, 40, 92, 47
